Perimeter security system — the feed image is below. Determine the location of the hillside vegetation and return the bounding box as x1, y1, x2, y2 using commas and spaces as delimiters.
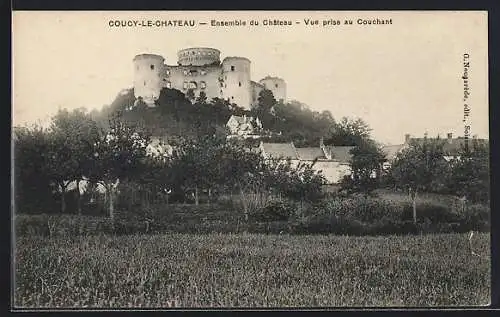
90, 87, 367, 147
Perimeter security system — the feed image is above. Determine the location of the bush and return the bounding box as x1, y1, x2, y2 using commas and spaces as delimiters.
311, 196, 402, 224
365, 219, 419, 236
459, 204, 490, 232
290, 211, 362, 235
15, 214, 115, 237
294, 195, 490, 236
401, 201, 463, 223
251, 200, 295, 222
14, 194, 490, 237
246, 221, 291, 234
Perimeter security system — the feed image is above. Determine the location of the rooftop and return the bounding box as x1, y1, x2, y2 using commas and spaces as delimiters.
381, 144, 406, 160
296, 147, 326, 161
408, 137, 488, 155
324, 146, 355, 163
228, 115, 254, 124
260, 142, 298, 160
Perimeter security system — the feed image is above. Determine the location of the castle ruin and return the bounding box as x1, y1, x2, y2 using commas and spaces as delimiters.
133, 47, 287, 109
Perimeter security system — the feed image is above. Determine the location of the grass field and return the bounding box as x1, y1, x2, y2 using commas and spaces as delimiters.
14, 232, 490, 308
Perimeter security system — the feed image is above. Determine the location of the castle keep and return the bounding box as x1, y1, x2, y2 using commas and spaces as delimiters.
133, 47, 287, 109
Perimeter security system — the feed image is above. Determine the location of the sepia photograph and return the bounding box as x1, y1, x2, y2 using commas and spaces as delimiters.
12, 11, 490, 308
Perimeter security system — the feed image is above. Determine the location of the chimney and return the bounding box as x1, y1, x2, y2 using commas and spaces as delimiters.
405, 134, 410, 144
447, 132, 453, 144
473, 134, 478, 140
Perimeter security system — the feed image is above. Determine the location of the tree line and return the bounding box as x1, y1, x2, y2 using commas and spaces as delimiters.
14, 87, 489, 226
13, 107, 326, 221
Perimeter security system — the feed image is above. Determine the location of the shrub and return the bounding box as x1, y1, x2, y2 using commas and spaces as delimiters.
293, 212, 365, 235
246, 221, 291, 234
251, 200, 295, 222
15, 214, 51, 236
294, 195, 490, 236
401, 201, 463, 223
311, 196, 402, 224
15, 214, 115, 237
14, 195, 490, 237
459, 204, 490, 232
365, 218, 419, 236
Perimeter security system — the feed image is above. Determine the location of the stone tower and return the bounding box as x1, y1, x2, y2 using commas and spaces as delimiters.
221, 57, 252, 109
259, 76, 287, 103
133, 54, 165, 106
177, 47, 221, 66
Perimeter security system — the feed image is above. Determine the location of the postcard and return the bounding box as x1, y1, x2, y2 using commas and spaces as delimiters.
12, 11, 490, 309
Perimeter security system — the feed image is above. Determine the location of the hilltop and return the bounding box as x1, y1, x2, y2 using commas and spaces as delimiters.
90, 87, 372, 148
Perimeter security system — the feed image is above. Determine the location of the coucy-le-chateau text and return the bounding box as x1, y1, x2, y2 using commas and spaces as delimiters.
108, 18, 393, 28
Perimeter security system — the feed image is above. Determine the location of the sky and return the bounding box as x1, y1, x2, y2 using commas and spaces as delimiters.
12, 11, 489, 145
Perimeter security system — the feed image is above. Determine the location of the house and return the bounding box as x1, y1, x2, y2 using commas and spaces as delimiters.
318, 138, 355, 183
226, 114, 263, 139
146, 136, 174, 158
259, 141, 300, 168
410, 133, 488, 157
295, 147, 326, 161
381, 143, 407, 170
381, 132, 489, 169
258, 140, 355, 184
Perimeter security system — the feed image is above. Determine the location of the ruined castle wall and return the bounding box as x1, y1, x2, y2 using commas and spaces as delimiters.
161, 65, 223, 101
133, 49, 285, 109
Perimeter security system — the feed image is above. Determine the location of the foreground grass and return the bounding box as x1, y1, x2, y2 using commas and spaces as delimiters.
14, 233, 490, 308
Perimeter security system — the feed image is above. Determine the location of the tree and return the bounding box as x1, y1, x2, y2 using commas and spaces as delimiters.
448, 141, 489, 203
391, 139, 449, 224
271, 100, 336, 146
325, 117, 372, 146
209, 97, 232, 127
49, 108, 100, 214
217, 140, 266, 220
256, 89, 276, 113
218, 145, 325, 218
133, 97, 148, 111
252, 89, 277, 129
196, 91, 208, 104
44, 131, 80, 214
87, 116, 150, 221
269, 159, 325, 204
168, 135, 224, 205
13, 125, 55, 214
120, 153, 172, 215
186, 88, 195, 102
154, 88, 192, 121
342, 140, 386, 197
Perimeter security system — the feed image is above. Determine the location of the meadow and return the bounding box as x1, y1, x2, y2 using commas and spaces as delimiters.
14, 232, 490, 308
